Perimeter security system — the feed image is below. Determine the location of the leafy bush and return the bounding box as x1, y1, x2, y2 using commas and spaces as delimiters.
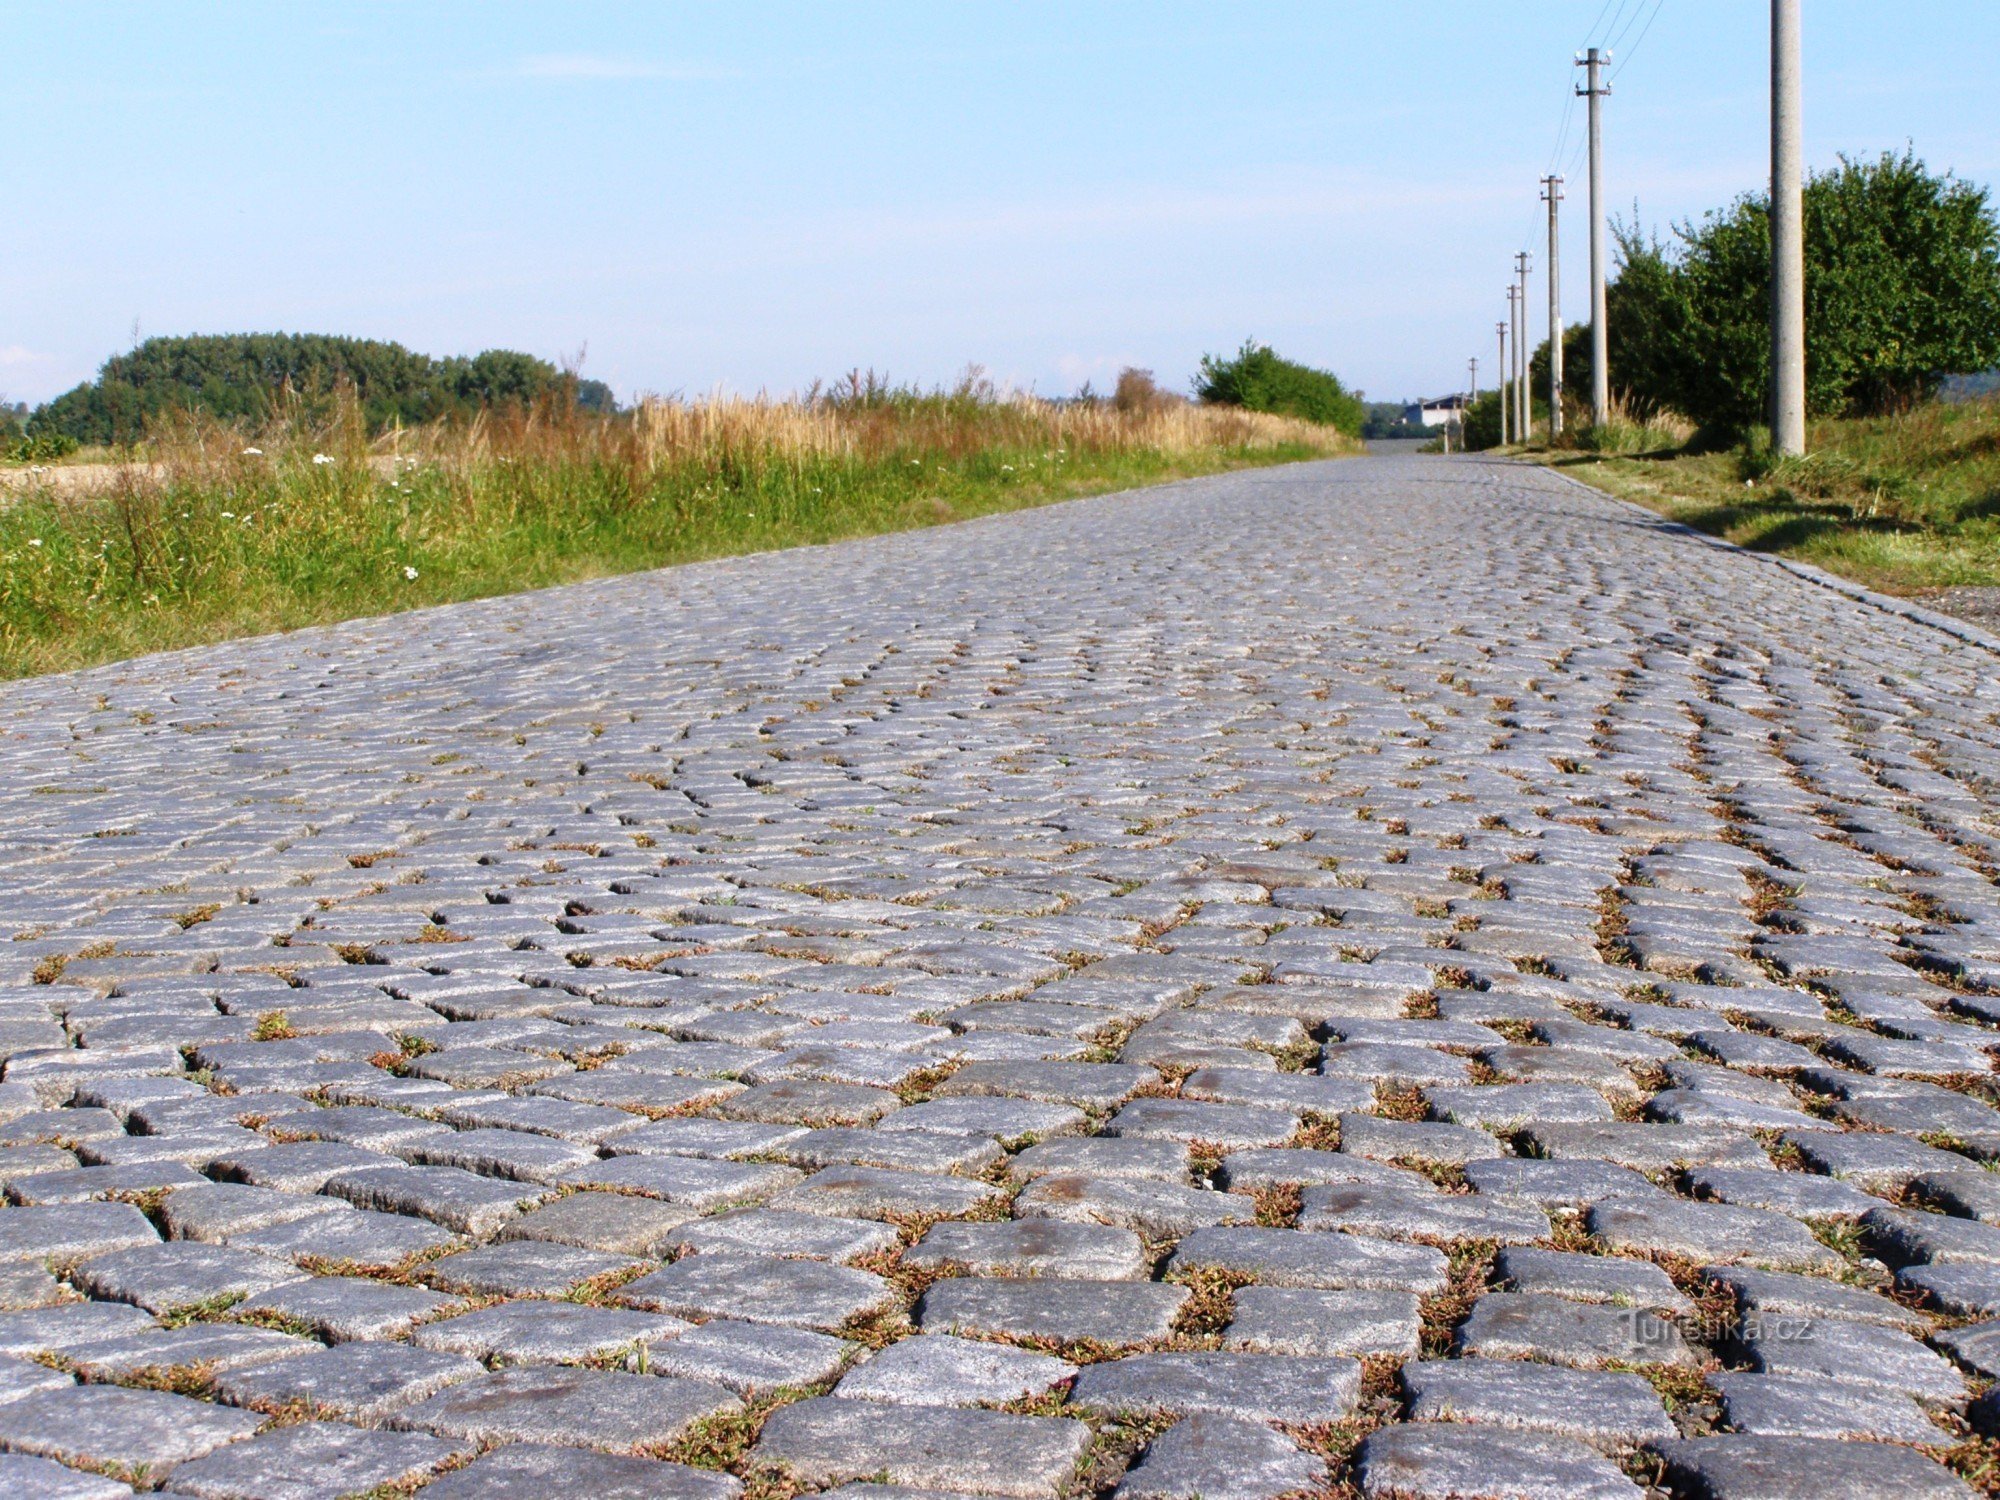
32, 333, 616, 445
1552, 153, 2000, 432
1195, 341, 1366, 435
7, 430, 79, 462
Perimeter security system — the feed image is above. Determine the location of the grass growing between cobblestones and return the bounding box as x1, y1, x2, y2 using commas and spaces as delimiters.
1529, 396, 2000, 599
0, 386, 1352, 678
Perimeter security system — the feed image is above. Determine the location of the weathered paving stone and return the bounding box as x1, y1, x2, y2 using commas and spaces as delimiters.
211, 1340, 483, 1420
1708, 1371, 1946, 1443
1105, 1098, 1298, 1148
1902, 1261, 2000, 1315
159, 1420, 471, 1500
1654, 1434, 1975, 1499
1068, 1351, 1359, 1424
663, 1208, 900, 1264
903, 1219, 1147, 1280
1335, 1113, 1500, 1165
226, 1205, 459, 1266
0, 1202, 158, 1262
751, 1396, 1092, 1499
423, 1239, 642, 1297
1737, 1315, 1967, 1400
412, 1300, 689, 1364
157, 1182, 347, 1242
1494, 1247, 1691, 1314
560, 1153, 804, 1208
1009, 1136, 1190, 1182
1402, 1359, 1676, 1448
1521, 1122, 1767, 1171
916, 1276, 1189, 1346
937, 1061, 1154, 1108
1224, 1287, 1420, 1357
882, 1097, 1086, 1141
0, 1302, 155, 1356
500, 1190, 698, 1254
1935, 1315, 2000, 1374
719, 1080, 902, 1126
1015, 1172, 1245, 1238
1297, 1182, 1549, 1244
1354, 1424, 1644, 1499
835, 1333, 1075, 1406
65, 1324, 315, 1380
415, 1444, 743, 1500
322, 1163, 543, 1236
69, 1242, 304, 1312
1215, 1146, 1426, 1192
1168, 1226, 1450, 1293
234, 1274, 457, 1341
1687, 1165, 1883, 1219
0, 1261, 65, 1311
0, 1352, 73, 1403
1587, 1199, 1843, 1273
1113, 1413, 1325, 1500
392, 1365, 740, 1449
616, 1252, 895, 1330
769, 1165, 1005, 1221
1456, 1292, 1697, 1368
0, 1453, 136, 1499
0, 1384, 263, 1470
1866, 1204, 2000, 1266
1704, 1263, 1925, 1331
639, 1317, 855, 1395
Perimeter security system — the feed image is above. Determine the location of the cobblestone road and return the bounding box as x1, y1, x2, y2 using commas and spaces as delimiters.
3, 455, 1999, 1499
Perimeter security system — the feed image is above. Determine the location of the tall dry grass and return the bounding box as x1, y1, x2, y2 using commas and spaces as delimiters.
0, 380, 1352, 678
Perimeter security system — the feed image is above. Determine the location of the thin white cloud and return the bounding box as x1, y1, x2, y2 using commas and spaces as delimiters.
514, 54, 741, 83
0, 346, 47, 367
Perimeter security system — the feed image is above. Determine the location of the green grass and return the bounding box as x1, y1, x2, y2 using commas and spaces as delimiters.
1525, 397, 2000, 596
0, 395, 1349, 679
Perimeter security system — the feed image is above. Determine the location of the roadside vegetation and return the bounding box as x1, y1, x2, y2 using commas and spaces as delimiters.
1537, 396, 2000, 596
1468, 151, 2000, 600
1196, 341, 1367, 436
0, 370, 1354, 679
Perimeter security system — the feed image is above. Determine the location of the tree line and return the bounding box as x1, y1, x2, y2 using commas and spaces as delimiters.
25, 333, 617, 446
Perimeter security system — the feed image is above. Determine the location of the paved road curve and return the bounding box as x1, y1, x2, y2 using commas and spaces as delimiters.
2, 455, 1998, 1498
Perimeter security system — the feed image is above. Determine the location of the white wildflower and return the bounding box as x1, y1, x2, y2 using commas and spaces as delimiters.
27, 538, 42, 547
241, 446, 263, 457
219, 512, 234, 519
403, 565, 419, 581
312, 453, 334, 466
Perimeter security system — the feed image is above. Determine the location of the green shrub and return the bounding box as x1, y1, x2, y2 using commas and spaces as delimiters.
6, 430, 78, 462
1560, 152, 2000, 432
1195, 341, 1366, 435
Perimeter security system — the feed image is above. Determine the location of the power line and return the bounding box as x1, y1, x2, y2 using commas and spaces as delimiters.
1610, 0, 1667, 81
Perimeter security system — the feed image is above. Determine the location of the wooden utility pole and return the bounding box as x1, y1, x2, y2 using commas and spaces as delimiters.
1577, 47, 1611, 428
1770, 0, 1807, 454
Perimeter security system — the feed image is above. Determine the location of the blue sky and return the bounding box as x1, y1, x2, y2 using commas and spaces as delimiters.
4, 1, 1996, 408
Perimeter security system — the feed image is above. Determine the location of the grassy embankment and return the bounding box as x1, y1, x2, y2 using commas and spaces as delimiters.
0, 390, 1352, 679
1520, 397, 2000, 599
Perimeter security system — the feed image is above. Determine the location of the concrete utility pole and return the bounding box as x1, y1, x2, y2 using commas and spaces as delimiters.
1514, 252, 1533, 441
1542, 175, 1565, 439
1496, 322, 1510, 445
1465, 357, 1479, 453
1504, 294, 1520, 445
1770, 0, 1807, 455
1577, 47, 1611, 428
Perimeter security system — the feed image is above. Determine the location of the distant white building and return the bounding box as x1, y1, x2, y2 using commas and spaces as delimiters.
1404, 394, 1471, 428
